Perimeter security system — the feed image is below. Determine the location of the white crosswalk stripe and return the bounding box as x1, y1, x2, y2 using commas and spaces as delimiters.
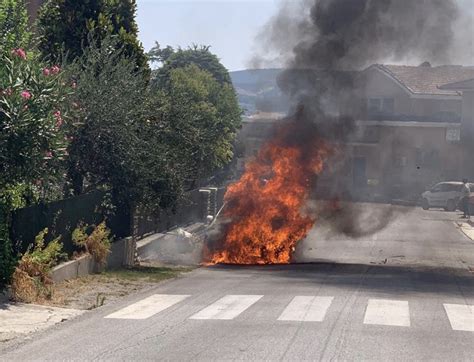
278, 296, 334, 322
105, 294, 190, 320
363, 299, 410, 327
444, 303, 474, 332
190, 295, 263, 320
103, 293, 474, 333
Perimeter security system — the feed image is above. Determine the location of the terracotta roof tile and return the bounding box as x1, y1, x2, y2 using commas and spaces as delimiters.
377, 64, 474, 96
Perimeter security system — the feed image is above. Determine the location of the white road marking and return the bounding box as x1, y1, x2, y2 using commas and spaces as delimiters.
278, 296, 333, 322
105, 294, 190, 320
190, 295, 263, 320
363, 299, 410, 327
444, 303, 474, 332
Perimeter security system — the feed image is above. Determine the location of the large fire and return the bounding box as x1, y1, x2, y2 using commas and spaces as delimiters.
206, 119, 332, 264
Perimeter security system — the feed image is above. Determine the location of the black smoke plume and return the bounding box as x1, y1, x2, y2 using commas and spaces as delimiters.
259, 0, 460, 237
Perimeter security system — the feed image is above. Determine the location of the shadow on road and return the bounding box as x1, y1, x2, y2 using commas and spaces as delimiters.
206, 262, 474, 297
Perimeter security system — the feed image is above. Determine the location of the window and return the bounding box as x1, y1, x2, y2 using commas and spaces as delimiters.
440, 184, 451, 192
368, 98, 381, 114
447, 184, 463, 192
368, 97, 395, 119
393, 156, 407, 168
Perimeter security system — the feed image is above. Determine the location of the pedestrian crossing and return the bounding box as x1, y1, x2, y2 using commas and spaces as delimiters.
189, 295, 263, 320
104, 294, 190, 320
363, 299, 410, 327
277, 296, 333, 322
104, 294, 474, 332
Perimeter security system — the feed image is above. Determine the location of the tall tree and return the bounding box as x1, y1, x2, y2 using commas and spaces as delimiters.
150, 44, 232, 89
150, 45, 241, 186
37, 0, 148, 72
65, 36, 179, 209
158, 64, 241, 186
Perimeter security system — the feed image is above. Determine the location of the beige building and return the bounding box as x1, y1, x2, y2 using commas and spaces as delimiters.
343, 64, 474, 201
237, 64, 474, 202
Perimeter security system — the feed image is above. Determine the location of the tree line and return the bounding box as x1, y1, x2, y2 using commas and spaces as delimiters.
0, 0, 241, 288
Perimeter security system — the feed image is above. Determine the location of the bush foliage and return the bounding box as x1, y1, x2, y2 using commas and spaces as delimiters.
10, 228, 65, 302
1, 0, 241, 290
72, 221, 111, 266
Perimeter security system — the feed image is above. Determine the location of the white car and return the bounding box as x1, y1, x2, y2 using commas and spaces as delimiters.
421, 181, 472, 211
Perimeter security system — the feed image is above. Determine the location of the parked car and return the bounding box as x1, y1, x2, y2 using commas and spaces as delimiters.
421, 181, 473, 211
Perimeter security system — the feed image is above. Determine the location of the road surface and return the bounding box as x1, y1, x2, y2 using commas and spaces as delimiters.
1, 204, 474, 361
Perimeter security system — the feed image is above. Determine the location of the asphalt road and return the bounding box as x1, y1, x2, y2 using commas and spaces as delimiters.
2, 204, 474, 361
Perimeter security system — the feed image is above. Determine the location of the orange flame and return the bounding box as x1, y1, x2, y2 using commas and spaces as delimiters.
206, 120, 332, 265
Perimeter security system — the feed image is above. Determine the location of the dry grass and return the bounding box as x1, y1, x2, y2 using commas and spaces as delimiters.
10, 229, 63, 303
72, 222, 111, 265
42, 265, 195, 310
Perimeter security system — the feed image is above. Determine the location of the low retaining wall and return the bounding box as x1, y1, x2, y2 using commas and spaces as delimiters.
51, 237, 129, 283
51, 254, 97, 283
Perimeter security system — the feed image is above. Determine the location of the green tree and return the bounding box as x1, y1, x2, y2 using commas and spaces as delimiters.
150, 44, 232, 89
105, 0, 148, 71
159, 64, 241, 185
0, 0, 31, 55
65, 36, 180, 210
37, 0, 148, 72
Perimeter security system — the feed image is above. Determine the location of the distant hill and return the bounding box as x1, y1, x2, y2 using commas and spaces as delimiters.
230, 69, 290, 116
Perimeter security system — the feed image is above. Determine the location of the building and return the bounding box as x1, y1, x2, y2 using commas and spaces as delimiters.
341, 63, 474, 201
235, 64, 474, 202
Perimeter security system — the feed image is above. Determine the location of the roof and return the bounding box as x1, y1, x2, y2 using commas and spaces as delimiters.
439, 78, 474, 91
371, 64, 474, 96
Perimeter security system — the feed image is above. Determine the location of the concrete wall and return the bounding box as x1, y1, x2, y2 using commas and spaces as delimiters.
51, 237, 128, 283
317, 122, 462, 201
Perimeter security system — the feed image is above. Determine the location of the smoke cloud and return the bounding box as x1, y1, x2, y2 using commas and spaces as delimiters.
206, 0, 463, 265
257, 0, 460, 113
257, 0, 460, 237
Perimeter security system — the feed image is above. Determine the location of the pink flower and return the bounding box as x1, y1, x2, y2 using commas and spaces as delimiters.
51, 65, 61, 75
21, 90, 31, 100
11, 48, 26, 60
43, 68, 51, 76
71, 81, 77, 89
54, 111, 63, 128
45, 151, 53, 158
1, 88, 13, 96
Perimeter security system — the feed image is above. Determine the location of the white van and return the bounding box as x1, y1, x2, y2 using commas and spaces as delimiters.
421, 181, 472, 211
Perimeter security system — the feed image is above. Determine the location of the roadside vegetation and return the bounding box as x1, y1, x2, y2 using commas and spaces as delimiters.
41, 265, 194, 310
0, 0, 241, 291
10, 229, 65, 303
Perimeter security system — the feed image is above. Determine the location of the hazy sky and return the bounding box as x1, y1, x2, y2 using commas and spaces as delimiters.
136, 0, 474, 71
136, 0, 280, 71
